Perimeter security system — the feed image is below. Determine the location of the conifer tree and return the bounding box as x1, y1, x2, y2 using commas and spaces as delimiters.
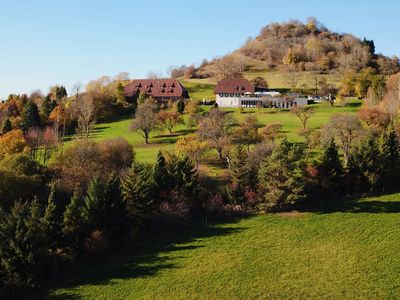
0, 199, 47, 289
168, 155, 198, 196
82, 174, 126, 239
20, 101, 41, 130
317, 139, 344, 198
348, 134, 383, 193
258, 139, 307, 211
177, 99, 185, 114
63, 192, 84, 248
227, 145, 253, 205
153, 151, 171, 195
41, 184, 59, 249
380, 123, 400, 190
121, 163, 155, 222
41, 95, 56, 120
1, 117, 12, 134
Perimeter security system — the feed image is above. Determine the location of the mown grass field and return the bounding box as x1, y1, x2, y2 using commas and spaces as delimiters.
89, 101, 361, 164
43, 193, 400, 299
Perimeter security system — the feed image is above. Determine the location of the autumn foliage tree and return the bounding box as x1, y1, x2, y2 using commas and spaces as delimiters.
157, 111, 183, 134
130, 99, 158, 144
0, 130, 28, 158
175, 134, 208, 167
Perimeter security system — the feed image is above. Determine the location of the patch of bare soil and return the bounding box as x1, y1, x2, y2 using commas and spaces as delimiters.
276, 210, 305, 218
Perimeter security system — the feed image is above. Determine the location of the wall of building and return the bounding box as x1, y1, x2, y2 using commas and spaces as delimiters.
216, 95, 309, 108
216, 94, 242, 108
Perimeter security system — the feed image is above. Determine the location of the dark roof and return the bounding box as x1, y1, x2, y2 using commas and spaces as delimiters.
214, 78, 255, 94
124, 78, 188, 98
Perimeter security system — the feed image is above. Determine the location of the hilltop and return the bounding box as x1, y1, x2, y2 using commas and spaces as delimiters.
172, 18, 399, 98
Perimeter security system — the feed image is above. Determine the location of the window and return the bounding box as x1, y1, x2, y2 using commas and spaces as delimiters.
230, 93, 234, 97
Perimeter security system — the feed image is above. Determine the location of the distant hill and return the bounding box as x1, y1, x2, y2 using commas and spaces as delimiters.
173, 18, 399, 94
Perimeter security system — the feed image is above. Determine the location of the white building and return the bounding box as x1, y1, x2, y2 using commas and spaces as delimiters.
214, 78, 309, 108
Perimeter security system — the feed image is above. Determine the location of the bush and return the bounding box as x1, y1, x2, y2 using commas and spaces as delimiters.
0, 154, 45, 209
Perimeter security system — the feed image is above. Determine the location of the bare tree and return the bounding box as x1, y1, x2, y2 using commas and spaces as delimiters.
73, 94, 97, 139
383, 74, 400, 120
113, 72, 130, 82
324, 114, 362, 166
147, 71, 163, 79
285, 65, 300, 92
291, 106, 314, 129
130, 99, 158, 144
197, 108, 236, 165
71, 81, 83, 98
213, 56, 243, 80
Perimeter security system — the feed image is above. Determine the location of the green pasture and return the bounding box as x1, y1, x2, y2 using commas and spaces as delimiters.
44, 192, 400, 299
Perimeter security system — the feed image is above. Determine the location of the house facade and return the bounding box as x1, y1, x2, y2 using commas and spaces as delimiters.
124, 78, 189, 102
214, 78, 309, 108
214, 78, 255, 107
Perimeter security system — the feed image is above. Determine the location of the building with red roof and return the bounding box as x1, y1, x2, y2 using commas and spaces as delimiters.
124, 78, 189, 102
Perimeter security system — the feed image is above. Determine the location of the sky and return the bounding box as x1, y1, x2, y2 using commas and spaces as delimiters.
0, 0, 399, 99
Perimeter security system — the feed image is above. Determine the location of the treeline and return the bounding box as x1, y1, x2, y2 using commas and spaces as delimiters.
0, 139, 203, 297
0, 73, 136, 163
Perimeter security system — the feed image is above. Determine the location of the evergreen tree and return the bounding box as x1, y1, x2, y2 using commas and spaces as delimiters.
20, 101, 41, 131
227, 145, 254, 205
1, 118, 12, 134
82, 174, 126, 239
121, 163, 155, 222
380, 123, 400, 190
54, 85, 67, 101
153, 151, 171, 195
317, 139, 344, 199
348, 134, 383, 193
258, 139, 307, 212
177, 99, 185, 114
41, 95, 56, 120
168, 155, 198, 197
62, 192, 84, 248
0, 199, 48, 289
41, 185, 59, 249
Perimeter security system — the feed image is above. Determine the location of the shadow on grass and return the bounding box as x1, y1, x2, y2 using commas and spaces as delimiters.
153, 133, 184, 138
311, 195, 400, 214
344, 101, 362, 108
36, 217, 246, 300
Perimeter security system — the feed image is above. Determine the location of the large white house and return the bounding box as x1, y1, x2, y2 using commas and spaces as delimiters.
214, 78, 309, 108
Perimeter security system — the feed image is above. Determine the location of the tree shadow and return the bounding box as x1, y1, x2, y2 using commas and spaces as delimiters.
311, 195, 400, 214
344, 101, 362, 108
35, 217, 247, 300
153, 133, 184, 138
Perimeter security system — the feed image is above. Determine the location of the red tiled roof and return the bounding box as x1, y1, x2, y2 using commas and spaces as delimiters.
124, 78, 188, 98
214, 78, 255, 94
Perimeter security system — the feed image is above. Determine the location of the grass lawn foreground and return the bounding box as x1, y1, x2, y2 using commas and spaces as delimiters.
45, 193, 400, 299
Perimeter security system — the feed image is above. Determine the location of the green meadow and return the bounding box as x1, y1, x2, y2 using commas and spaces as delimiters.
44, 193, 400, 299
89, 100, 361, 164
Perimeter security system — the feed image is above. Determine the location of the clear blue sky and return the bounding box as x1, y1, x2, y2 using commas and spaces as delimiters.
0, 0, 399, 99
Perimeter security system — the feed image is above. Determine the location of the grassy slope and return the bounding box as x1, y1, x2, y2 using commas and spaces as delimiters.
180, 81, 216, 101
46, 193, 400, 299
91, 101, 360, 164
182, 67, 343, 101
